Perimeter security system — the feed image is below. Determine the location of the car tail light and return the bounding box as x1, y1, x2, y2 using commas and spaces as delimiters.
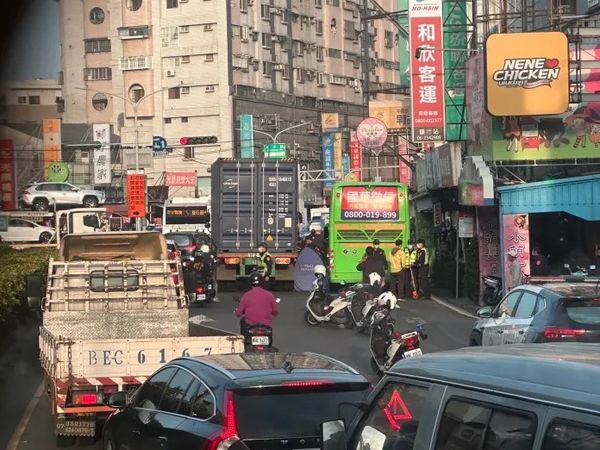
249, 328, 267, 336
184, 244, 196, 253
72, 391, 103, 406
207, 391, 240, 450
543, 327, 585, 340
280, 380, 334, 387
275, 257, 291, 265
196, 286, 205, 294
224, 257, 240, 265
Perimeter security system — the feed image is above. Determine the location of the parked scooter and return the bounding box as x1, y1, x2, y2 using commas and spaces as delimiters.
356, 282, 400, 334
304, 265, 359, 329
480, 275, 502, 306
369, 302, 427, 376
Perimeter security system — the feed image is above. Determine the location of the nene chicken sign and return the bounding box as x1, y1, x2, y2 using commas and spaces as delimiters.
486, 32, 569, 116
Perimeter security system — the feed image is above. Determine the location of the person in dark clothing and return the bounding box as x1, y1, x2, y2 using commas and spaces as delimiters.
357, 246, 387, 285
530, 247, 549, 276
415, 239, 430, 299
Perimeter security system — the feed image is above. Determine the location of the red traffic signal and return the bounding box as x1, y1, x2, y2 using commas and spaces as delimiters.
180, 137, 188, 145
179, 136, 218, 146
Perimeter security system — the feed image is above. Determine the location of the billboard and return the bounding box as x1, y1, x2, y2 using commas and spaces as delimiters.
398, 137, 411, 186
409, 0, 446, 142
349, 131, 362, 181
340, 186, 399, 221
485, 32, 570, 116
333, 132, 343, 179
0, 140, 15, 210
239, 114, 254, 158
368, 99, 410, 133
42, 118, 61, 173
321, 112, 340, 132
321, 133, 335, 188
165, 172, 197, 187
92, 123, 111, 185
127, 174, 147, 219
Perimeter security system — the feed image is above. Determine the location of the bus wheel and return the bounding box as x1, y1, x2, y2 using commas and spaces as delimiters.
304, 311, 320, 326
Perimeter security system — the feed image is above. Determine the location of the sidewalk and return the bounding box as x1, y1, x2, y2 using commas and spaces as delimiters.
429, 288, 481, 319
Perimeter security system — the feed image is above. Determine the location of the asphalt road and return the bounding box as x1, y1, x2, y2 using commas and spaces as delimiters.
2, 291, 473, 450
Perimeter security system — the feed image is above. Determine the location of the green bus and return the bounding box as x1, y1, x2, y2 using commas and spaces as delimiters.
328, 182, 410, 284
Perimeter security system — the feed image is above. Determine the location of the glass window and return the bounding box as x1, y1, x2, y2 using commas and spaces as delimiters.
159, 369, 194, 413
563, 298, 600, 325
126, 0, 143, 11
28, 96, 41, 105
128, 84, 145, 103
514, 292, 538, 318
18, 96, 27, 104
352, 382, 429, 450
168, 87, 180, 99
190, 383, 215, 419
178, 379, 200, 416
435, 399, 535, 450
542, 420, 600, 450
495, 291, 522, 318
92, 93, 108, 111
134, 367, 176, 410
167, 0, 178, 8
90, 7, 105, 24
533, 296, 547, 315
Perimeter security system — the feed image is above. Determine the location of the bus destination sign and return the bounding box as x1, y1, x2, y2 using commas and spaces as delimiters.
166, 207, 208, 218
341, 186, 399, 221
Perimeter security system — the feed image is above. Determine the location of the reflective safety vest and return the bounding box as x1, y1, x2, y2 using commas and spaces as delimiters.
419, 248, 430, 266
257, 251, 272, 274
404, 249, 416, 267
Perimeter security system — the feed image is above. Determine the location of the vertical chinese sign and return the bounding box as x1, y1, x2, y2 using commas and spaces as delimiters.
502, 214, 531, 289
92, 124, 112, 185
0, 140, 15, 210
398, 136, 411, 186
42, 118, 61, 173
239, 114, 254, 158
321, 134, 335, 188
127, 174, 147, 219
477, 208, 500, 292
349, 131, 362, 181
409, 0, 445, 142
333, 133, 343, 180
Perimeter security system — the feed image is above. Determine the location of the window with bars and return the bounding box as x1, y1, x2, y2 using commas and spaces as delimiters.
168, 87, 180, 99
327, 48, 342, 58
161, 27, 179, 48
261, 4, 270, 19
263, 61, 273, 77
84, 38, 111, 53
316, 46, 324, 61
344, 20, 356, 40
84, 67, 112, 80
315, 19, 323, 35
262, 33, 272, 48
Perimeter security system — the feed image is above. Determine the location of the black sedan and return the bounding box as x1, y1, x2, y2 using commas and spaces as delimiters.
103, 352, 370, 450
470, 280, 600, 346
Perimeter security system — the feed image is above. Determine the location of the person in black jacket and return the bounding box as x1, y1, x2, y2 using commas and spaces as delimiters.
357, 246, 387, 285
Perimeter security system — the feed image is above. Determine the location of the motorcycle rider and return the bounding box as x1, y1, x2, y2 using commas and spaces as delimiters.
256, 242, 274, 287
193, 244, 218, 301
235, 272, 279, 335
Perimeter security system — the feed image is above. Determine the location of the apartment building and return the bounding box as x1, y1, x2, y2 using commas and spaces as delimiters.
59, 0, 401, 191
0, 79, 63, 123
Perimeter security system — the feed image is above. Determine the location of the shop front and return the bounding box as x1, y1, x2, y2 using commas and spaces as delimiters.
498, 175, 600, 289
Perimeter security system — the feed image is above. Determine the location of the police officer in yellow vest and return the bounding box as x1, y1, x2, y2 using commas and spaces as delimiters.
403, 242, 418, 297
256, 242, 274, 286
415, 239, 430, 299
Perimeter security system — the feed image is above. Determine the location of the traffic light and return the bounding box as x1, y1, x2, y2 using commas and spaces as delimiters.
179, 136, 218, 145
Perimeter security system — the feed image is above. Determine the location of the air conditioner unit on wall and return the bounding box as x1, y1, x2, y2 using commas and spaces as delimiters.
167, 70, 176, 77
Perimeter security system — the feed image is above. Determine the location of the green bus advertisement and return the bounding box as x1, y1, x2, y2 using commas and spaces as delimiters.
328, 182, 410, 284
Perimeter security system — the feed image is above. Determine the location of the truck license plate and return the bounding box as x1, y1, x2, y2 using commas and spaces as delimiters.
196, 294, 206, 301
56, 419, 96, 436
251, 336, 270, 345
404, 348, 423, 358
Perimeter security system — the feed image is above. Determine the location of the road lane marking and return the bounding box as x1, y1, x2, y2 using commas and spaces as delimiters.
188, 314, 215, 325
430, 295, 478, 319
6, 382, 44, 450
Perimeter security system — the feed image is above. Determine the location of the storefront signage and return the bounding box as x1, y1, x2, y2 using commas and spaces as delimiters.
239, 114, 254, 158
398, 137, 411, 186
127, 174, 147, 218
165, 172, 196, 187
356, 117, 388, 148
93, 124, 111, 185
322, 134, 335, 188
369, 99, 410, 133
42, 118, 61, 173
485, 32, 569, 116
409, 0, 446, 142
340, 186, 399, 221
321, 112, 340, 132
433, 202, 442, 227
502, 214, 531, 285
0, 139, 16, 210
349, 131, 362, 181
333, 133, 343, 179
477, 208, 501, 292
458, 213, 474, 238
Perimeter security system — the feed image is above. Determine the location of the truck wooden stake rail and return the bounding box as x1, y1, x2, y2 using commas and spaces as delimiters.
34, 231, 244, 445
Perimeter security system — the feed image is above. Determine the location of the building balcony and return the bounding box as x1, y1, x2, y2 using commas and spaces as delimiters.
118, 25, 151, 39
120, 56, 152, 70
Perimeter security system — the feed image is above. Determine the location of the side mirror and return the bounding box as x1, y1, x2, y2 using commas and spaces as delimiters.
321, 419, 346, 450
477, 306, 493, 318
107, 391, 129, 409
25, 274, 43, 310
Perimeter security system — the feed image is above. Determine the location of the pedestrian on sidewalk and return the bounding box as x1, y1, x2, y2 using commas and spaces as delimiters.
507, 249, 523, 290
415, 239, 430, 299
389, 239, 405, 299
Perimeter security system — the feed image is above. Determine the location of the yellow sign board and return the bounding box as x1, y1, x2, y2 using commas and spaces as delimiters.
368, 100, 410, 133
485, 32, 569, 116
321, 112, 339, 132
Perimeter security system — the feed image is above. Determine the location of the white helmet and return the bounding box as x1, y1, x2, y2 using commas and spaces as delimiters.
377, 291, 398, 309
368, 272, 382, 286
200, 244, 210, 253
314, 265, 327, 277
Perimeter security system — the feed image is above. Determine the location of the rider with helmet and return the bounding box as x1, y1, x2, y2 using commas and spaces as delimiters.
235, 272, 279, 334
193, 244, 217, 300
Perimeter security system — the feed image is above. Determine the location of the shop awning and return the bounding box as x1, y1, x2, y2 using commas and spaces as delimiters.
498, 175, 600, 221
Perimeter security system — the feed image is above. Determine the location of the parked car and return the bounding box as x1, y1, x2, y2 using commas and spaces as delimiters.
103, 352, 370, 450
164, 232, 198, 262
0, 218, 55, 243
321, 343, 600, 450
19, 182, 106, 211
469, 280, 600, 346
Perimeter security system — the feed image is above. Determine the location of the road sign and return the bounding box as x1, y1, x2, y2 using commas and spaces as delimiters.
263, 143, 286, 159
0, 215, 8, 232
153, 136, 167, 153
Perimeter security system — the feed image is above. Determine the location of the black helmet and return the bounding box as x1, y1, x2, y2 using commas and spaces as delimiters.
249, 272, 263, 287
258, 242, 268, 250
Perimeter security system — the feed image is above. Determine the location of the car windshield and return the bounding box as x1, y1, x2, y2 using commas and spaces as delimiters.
563, 297, 600, 326
166, 234, 193, 247
234, 383, 369, 440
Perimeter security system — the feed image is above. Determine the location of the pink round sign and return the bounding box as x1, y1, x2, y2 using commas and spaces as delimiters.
356, 117, 388, 148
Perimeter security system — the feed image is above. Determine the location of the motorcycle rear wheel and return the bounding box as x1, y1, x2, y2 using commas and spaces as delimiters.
304, 311, 320, 326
